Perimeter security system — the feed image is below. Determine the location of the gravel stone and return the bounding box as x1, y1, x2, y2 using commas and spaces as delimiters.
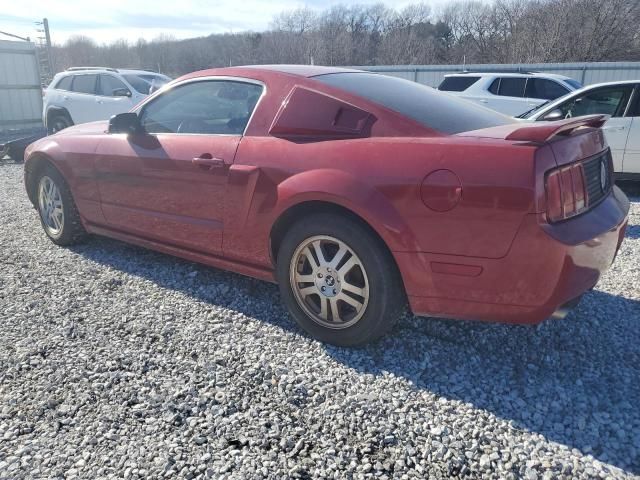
0, 163, 639, 479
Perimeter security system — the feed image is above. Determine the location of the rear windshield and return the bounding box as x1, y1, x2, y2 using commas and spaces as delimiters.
438, 76, 480, 92
314, 72, 513, 134
565, 79, 582, 90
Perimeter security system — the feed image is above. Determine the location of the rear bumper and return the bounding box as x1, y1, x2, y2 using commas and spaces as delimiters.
399, 186, 630, 325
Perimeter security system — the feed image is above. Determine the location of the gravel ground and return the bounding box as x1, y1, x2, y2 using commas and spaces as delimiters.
0, 162, 639, 480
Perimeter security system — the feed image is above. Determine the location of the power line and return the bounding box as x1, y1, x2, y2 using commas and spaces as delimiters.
0, 30, 30, 42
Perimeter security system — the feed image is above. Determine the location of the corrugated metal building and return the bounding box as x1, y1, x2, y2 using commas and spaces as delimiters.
355, 62, 640, 88
0, 40, 43, 134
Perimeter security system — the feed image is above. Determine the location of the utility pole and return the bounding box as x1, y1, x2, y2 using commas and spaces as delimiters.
35, 18, 53, 85
43, 18, 51, 49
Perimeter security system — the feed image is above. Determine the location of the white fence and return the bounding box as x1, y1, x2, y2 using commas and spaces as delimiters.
0, 40, 43, 134
355, 62, 640, 88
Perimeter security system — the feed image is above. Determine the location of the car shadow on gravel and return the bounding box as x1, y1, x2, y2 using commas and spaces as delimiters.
72, 237, 640, 474
332, 291, 640, 475
616, 181, 640, 200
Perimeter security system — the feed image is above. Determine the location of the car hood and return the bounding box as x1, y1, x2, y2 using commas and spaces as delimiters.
55, 121, 109, 136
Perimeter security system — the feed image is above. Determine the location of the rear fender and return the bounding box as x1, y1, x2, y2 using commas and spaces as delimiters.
274, 168, 418, 252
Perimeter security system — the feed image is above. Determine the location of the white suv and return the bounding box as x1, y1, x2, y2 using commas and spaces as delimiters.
438, 72, 581, 116
43, 67, 171, 134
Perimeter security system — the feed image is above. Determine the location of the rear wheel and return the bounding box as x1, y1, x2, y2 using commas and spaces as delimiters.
48, 114, 72, 134
35, 164, 87, 245
277, 213, 405, 346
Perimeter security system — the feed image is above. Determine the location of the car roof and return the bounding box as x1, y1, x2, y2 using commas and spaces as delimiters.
238, 65, 362, 77
60, 68, 163, 76
445, 71, 574, 81
569, 80, 639, 91
117, 69, 167, 76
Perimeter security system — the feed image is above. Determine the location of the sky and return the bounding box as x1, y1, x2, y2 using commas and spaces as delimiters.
0, 0, 452, 45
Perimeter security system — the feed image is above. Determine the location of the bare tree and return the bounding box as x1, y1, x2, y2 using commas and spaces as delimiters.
49, 0, 640, 78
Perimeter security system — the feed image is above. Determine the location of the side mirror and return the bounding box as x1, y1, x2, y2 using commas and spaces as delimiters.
542, 109, 564, 121
108, 112, 142, 135
113, 88, 132, 97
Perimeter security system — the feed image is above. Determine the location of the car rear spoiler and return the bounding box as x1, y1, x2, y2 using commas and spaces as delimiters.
456, 114, 610, 144
504, 114, 609, 143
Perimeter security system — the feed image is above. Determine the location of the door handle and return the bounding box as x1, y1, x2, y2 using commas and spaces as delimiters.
602, 126, 626, 132
192, 155, 226, 169
479, 99, 488, 103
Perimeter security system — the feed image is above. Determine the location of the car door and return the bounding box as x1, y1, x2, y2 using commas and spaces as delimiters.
67, 74, 99, 124
622, 86, 640, 174
535, 85, 635, 172
96, 74, 138, 119
95, 78, 264, 255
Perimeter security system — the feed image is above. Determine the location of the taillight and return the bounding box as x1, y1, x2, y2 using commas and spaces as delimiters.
545, 163, 587, 223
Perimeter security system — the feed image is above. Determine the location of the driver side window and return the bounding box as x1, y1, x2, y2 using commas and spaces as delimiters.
139, 80, 263, 135
556, 86, 633, 119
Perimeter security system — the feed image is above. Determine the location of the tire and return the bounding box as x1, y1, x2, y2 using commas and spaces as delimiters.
34, 163, 87, 246
47, 113, 72, 135
276, 213, 406, 346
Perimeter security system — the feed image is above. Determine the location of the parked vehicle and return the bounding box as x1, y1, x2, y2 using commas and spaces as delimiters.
520, 80, 640, 180
43, 67, 171, 134
438, 72, 581, 116
24, 66, 629, 346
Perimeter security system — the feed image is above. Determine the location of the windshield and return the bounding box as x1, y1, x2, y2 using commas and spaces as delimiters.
123, 74, 171, 95
314, 72, 514, 134
565, 79, 583, 90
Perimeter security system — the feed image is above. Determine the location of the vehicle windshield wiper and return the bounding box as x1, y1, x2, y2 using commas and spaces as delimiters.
517, 100, 550, 119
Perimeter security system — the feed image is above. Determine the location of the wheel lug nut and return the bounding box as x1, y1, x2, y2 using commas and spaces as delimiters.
318, 273, 323, 278
333, 289, 337, 294
321, 286, 326, 292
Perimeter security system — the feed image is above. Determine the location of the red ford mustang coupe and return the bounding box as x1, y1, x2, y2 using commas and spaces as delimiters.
24, 65, 629, 346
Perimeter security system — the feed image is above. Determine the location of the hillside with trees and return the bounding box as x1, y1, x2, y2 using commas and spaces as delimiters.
50, 0, 640, 77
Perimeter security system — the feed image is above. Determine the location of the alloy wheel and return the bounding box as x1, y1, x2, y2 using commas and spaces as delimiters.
38, 175, 64, 237
289, 235, 369, 329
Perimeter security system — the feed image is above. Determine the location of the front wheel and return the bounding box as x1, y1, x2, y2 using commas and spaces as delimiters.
35, 164, 87, 245
277, 213, 405, 346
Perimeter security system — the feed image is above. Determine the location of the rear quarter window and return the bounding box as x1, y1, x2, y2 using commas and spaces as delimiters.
438, 76, 480, 92
314, 72, 513, 135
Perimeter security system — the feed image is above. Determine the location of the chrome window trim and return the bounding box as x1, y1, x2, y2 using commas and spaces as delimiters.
134, 76, 267, 137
